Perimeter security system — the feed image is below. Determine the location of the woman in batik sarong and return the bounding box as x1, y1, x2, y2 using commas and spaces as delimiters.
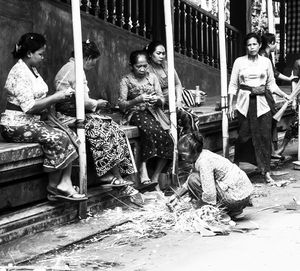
169, 132, 253, 218
54, 40, 136, 192
0, 33, 86, 201
227, 32, 286, 183
118, 50, 173, 186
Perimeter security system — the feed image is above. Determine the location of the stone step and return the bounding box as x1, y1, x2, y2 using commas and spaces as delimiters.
0, 185, 120, 246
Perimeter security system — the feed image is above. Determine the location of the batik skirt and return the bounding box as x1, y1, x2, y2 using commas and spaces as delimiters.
234, 96, 272, 173
129, 109, 173, 161
1, 121, 78, 172
84, 114, 134, 177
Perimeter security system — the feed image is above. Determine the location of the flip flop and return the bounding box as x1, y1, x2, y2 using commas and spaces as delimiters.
140, 179, 151, 184
47, 186, 88, 202
271, 154, 284, 160
100, 177, 132, 187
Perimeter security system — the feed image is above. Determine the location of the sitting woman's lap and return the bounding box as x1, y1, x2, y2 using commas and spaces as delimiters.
1, 121, 78, 171
130, 110, 173, 161
84, 114, 134, 177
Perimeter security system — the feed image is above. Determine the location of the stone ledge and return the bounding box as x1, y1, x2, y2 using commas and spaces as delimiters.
0, 186, 118, 248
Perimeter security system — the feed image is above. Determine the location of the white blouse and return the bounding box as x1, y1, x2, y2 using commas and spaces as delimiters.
1, 59, 48, 126
228, 55, 277, 117
54, 58, 98, 112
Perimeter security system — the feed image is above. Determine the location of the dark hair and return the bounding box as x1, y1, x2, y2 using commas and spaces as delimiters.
244, 32, 261, 46
12, 33, 46, 59
144, 41, 165, 57
71, 40, 100, 59
178, 131, 204, 157
261, 33, 276, 51
129, 50, 148, 66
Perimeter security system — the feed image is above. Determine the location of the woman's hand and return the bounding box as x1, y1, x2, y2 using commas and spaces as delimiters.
139, 93, 154, 103
97, 99, 109, 109
148, 94, 159, 105
55, 87, 75, 101
168, 194, 179, 207
227, 105, 235, 120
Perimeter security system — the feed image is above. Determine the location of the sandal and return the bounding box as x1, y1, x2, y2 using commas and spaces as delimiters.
140, 179, 151, 184
47, 186, 88, 202
110, 177, 131, 187
271, 154, 284, 160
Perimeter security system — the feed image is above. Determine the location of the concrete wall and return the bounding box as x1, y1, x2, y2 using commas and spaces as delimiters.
0, 0, 221, 113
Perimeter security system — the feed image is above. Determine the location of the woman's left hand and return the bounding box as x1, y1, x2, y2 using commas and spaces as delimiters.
148, 94, 159, 104
97, 99, 109, 108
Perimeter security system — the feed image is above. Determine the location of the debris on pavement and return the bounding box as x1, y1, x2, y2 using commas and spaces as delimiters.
271, 171, 289, 176
268, 177, 297, 187
284, 197, 300, 211
88, 192, 255, 242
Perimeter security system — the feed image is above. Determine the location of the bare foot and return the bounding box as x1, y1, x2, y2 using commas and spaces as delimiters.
265, 172, 275, 184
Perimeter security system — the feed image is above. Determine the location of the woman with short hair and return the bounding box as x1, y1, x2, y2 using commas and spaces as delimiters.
169, 132, 253, 218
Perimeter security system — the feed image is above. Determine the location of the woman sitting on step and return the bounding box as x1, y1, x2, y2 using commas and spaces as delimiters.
54, 40, 138, 197
0, 33, 86, 202
118, 50, 174, 188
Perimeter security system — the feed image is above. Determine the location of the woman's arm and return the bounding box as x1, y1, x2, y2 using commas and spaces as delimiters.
277, 72, 298, 82
10, 68, 73, 114
168, 185, 189, 205
55, 65, 99, 112
27, 89, 74, 114
118, 77, 144, 111
227, 58, 240, 119
266, 59, 289, 99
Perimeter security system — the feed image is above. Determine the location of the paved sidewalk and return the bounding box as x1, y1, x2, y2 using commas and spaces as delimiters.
1, 141, 300, 270
0, 210, 130, 265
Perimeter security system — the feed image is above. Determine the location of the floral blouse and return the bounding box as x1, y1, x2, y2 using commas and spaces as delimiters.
0, 59, 48, 126
118, 72, 164, 121
183, 150, 253, 205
